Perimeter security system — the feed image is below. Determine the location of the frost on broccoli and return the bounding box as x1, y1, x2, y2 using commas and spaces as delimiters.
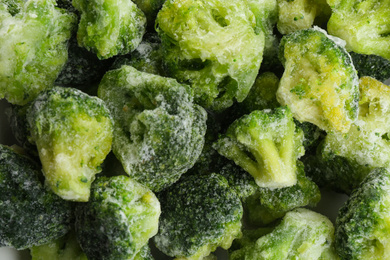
0, 0, 76, 105
73, 0, 146, 59
327, 0, 390, 60
213, 106, 305, 189
335, 167, 390, 259
75, 175, 160, 260
27, 87, 113, 202
154, 173, 243, 260
132, 0, 165, 29
277, 27, 359, 133
0, 145, 72, 250
349, 52, 390, 83
156, 0, 265, 111
230, 208, 337, 260
98, 65, 207, 192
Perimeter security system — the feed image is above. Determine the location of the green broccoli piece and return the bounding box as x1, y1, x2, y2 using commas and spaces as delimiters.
75, 175, 160, 260
335, 167, 390, 259
0, 0, 76, 105
213, 106, 305, 189
327, 0, 390, 60
349, 52, 390, 83
230, 208, 337, 260
98, 65, 207, 192
154, 173, 243, 260
132, 0, 165, 29
295, 120, 324, 151
73, 0, 146, 59
156, 0, 265, 111
277, 27, 359, 133
27, 86, 113, 202
133, 244, 154, 260
2, 0, 24, 15
0, 145, 72, 250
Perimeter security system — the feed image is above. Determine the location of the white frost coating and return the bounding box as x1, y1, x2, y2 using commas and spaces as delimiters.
313, 26, 347, 48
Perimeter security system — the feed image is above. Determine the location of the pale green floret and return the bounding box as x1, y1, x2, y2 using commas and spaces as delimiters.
327, 0, 390, 60
156, 0, 265, 111
73, 0, 146, 59
75, 175, 161, 260
0, 0, 76, 105
214, 106, 304, 189
230, 208, 337, 260
27, 87, 113, 202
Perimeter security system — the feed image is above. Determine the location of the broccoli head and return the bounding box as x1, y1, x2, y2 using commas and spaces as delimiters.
0, 0, 76, 105
27, 86, 113, 202
335, 167, 390, 259
349, 52, 390, 83
75, 175, 161, 260
73, 0, 146, 59
154, 173, 243, 260
213, 106, 305, 189
156, 0, 265, 111
132, 0, 165, 29
277, 27, 359, 133
0, 145, 72, 250
98, 65, 207, 192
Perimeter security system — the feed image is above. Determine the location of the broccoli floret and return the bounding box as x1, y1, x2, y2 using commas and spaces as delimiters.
213, 106, 305, 188
0, 145, 72, 250
132, 0, 165, 29
277, 27, 359, 133
2, 0, 24, 15
335, 167, 390, 259
349, 52, 390, 83
73, 0, 146, 59
27, 87, 113, 201
75, 175, 160, 260
230, 208, 337, 259
295, 120, 324, 151
98, 65, 207, 192
154, 173, 243, 260
156, 0, 265, 111
327, 0, 390, 60
0, 0, 76, 105
133, 244, 154, 260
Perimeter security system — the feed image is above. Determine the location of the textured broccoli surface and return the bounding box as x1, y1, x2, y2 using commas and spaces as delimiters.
214, 106, 305, 188
98, 65, 207, 192
335, 167, 390, 259
154, 173, 243, 260
0, 0, 76, 105
0, 145, 72, 250
277, 27, 359, 133
27, 86, 113, 201
132, 0, 165, 29
73, 0, 146, 59
295, 120, 324, 151
349, 52, 390, 83
75, 175, 160, 260
156, 0, 265, 111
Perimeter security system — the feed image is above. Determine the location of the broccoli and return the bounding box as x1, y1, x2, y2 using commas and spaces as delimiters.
132, 0, 165, 29
2, 0, 24, 15
277, 27, 359, 133
73, 0, 146, 59
154, 173, 243, 260
349, 52, 390, 83
327, 0, 390, 60
295, 120, 324, 151
213, 106, 305, 189
335, 167, 390, 259
98, 65, 207, 192
230, 208, 337, 260
75, 175, 161, 260
27, 86, 113, 202
0, 0, 76, 105
0, 144, 72, 250
156, 0, 265, 111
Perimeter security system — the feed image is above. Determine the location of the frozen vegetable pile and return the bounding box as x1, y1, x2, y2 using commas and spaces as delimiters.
1, 0, 390, 259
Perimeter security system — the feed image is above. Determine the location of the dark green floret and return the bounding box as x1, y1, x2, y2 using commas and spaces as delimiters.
0, 145, 72, 250
154, 173, 243, 260
349, 52, 390, 83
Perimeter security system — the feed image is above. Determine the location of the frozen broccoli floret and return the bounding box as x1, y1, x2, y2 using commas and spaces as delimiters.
132, 0, 164, 29
349, 52, 390, 83
133, 244, 154, 260
73, 0, 146, 59
2, 0, 24, 15
213, 106, 305, 188
154, 173, 243, 260
0, 145, 72, 250
230, 208, 337, 260
277, 27, 359, 133
27, 86, 113, 201
56, 0, 77, 13
277, 0, 331, 35
0, 0, 76, 105
156, 0, 265, 111
327, 0, 390, 60
98, 65, 207, 192
335, 167, 390, 259
295, 120, 324, 151
75, 175, 160, 260
245, 161, 321, 225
